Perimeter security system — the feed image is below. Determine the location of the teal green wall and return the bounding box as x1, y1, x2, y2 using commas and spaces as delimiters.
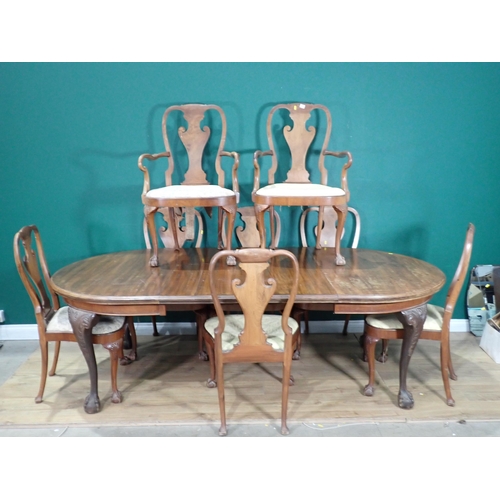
2, 62, 500, 324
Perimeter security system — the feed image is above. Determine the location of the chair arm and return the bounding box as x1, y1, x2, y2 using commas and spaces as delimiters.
324, 150, 353, 195
252, 150, 273, 195
221, 151, 240, 203
138, 152, 170, 195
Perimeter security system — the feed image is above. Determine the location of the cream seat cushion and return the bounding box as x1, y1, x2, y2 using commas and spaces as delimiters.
146, 185, 235, 200
256, 183, 345, 198
46, 307, 126, 335
365, 304, 444, 331
204, 314, 299, 352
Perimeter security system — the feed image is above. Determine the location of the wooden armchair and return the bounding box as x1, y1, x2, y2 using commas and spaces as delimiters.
201, 248, 300, 435
252, 103, 352, 265
139, 104, 240, 267
14, 225, 134, 406
363, 223, 475, 406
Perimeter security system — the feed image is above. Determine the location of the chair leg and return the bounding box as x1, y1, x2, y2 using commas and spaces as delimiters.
127, 317, 138, 361
363, 336, 380, 397
216, 360, 227, 436
304, 310, 310, 336
36, 340, 49, 403
145, 208, 160, 267
204, 337, 217, 388
446, 336, 457, 381
195, 309, 209, 361
378, 339, 389, 363
342, 314, 351, 335
152, 316, 159, 336
281, 358, 292, 435
440, 341, 455, 406
49, 341, 61, 376
103, 340, 123, 404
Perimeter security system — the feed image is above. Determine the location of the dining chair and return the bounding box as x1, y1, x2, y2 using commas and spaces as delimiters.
296, 205, 361, 337
143, 207, 209, 359
139, 103, 240, 267
202, 248, 300, 435
252, 102, 353, 265
13, 225, 134, 405
362, 222, 475, 406
221, 206, 281, 249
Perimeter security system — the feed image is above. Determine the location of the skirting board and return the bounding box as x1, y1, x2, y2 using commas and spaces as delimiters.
0, 319, 472, 341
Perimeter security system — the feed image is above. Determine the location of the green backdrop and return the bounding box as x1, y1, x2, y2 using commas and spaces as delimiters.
2, 62, 500, 325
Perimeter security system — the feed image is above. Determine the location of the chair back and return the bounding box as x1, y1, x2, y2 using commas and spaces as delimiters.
222, 207, 281, 248
300, 206, 360, 248
264, 103, 333, 185
162, 104, 230, 188
13, 225, 59, 329
442, 223, 476, 323
143, 207, 204, 249
208, 248, 299, 356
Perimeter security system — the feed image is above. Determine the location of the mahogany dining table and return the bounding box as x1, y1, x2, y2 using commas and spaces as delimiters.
50, 247, 446, 414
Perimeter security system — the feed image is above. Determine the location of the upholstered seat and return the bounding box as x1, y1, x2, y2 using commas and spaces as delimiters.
46, 307, 125, 335
146, 184, 236, 202
366, 304, 444, 331
255, 183, 345, 199
204, 315, 299, 352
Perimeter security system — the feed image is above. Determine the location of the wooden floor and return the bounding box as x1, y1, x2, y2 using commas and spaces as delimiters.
1, 332, 499, 428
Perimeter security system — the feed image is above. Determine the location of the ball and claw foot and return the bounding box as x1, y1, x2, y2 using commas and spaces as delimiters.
447, 398, 455, 407
111, 390, 123, 404
120, 352, 137, 366
398, 389, 414, 409
335, 254, 346, 266
206, 378, 217, 388
377, 352, 388, 363
281, 424, 290, 435
84, 393, 101, 414
363, 384, 375, 397
219, 425, 227, 436
149, 255, 159, 267
198, 350, 209, 361
35, 395, 43, 404
292, 350, 300, 360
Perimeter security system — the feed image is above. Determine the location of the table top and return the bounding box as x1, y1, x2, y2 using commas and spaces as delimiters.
51, 247, 446, 317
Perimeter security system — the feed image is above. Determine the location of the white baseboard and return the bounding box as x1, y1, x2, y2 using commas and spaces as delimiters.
0, 319, 473, 341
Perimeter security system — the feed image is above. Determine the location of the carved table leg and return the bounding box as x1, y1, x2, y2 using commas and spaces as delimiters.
396, 304, 427, 409
68, 307, 101, 414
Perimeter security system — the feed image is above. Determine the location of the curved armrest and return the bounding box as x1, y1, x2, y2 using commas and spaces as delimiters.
138, 152, 170, 195
221, 151, 240, 203
324, 150, 353, 196
252, 150, 273, 195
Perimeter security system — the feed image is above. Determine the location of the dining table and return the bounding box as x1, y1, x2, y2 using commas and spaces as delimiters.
50, 246, 446, 414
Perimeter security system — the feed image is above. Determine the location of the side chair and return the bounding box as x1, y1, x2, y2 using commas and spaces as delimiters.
14, 225, 134, 405
201, 248, 300, 436
296, 205, 361, 337
362, 223, 475, 406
